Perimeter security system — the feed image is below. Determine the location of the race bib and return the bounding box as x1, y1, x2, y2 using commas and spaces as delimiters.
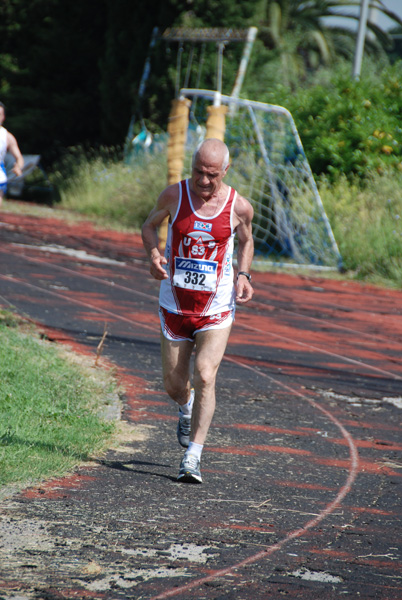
173, 257, 218, 291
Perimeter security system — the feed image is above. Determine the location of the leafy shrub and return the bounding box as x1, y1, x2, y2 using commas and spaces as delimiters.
261, 61, 402, 179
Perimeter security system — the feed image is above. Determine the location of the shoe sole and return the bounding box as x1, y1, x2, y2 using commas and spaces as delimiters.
177, 471, 202, 484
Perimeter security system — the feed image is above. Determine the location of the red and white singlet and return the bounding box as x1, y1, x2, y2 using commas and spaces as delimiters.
0, 127, 8, 186
159, 179, 237, 317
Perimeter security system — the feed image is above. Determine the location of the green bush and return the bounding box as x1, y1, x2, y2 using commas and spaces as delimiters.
260, 61, 402, 179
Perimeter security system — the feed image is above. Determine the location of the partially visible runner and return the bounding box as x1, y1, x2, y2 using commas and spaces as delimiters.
0, 101, 24, 207
142, 138, 254, 483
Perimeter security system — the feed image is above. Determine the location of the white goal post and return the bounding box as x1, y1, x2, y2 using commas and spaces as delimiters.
180, 88, 342, 270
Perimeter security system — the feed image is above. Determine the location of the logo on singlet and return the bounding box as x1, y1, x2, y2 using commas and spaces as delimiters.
224, 253, 232, 276
194, 221, 212, 232
175, 258, 217, 274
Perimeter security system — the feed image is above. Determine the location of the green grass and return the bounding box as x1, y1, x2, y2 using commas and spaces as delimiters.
0, 311, 117, 488
319, 170, 402, 287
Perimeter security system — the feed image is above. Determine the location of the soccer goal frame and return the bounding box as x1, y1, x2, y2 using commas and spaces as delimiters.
179, 88, 342, 271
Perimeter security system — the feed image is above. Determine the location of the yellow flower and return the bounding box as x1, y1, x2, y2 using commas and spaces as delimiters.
381, 145, 393, 155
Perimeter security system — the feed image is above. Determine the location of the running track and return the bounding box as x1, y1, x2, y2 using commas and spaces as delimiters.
0, 211, 401, 600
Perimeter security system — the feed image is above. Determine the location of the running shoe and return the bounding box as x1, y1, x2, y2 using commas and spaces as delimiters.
177, 414, 191, 448
177, 454, 202, 484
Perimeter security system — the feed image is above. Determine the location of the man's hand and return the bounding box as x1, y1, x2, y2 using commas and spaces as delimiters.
150, 252, 168, 280
7, 132, 24, 177
236, 276, 253, 304
12, 164, 22, 177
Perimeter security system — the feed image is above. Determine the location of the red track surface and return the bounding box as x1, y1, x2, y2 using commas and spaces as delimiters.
0, 210, 401, 599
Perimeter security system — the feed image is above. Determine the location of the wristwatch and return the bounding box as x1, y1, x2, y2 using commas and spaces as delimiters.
237, 271, 252, 283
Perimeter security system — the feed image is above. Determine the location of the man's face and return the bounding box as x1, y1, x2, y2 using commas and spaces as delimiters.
192, 154, 228, 201
0, 107, 5, 126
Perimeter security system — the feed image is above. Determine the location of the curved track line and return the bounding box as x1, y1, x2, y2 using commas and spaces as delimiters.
0, 249, 363, 598
238, 321, 402, 381
2, 247, 401, 380
149, 357, 360, 600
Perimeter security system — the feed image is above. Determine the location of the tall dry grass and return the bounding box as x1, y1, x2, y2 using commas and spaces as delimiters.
319, 170, 402, 287
54, 147, 168, 229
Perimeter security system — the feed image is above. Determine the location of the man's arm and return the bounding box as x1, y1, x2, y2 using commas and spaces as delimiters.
141, 184, 178, 281
7, 132, 24, 177
234, 195, 254, 304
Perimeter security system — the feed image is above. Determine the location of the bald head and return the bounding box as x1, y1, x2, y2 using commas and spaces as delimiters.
193, 138, 230, 173
191, 138, 231, 201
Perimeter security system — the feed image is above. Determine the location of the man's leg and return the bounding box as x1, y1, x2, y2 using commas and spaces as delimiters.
160, 333, 194, 408
191, 324, 232, 445
177, 325, 232, 483
161, 333, 196, 449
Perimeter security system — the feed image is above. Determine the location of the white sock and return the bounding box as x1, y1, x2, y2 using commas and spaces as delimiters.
179, 388, 194, 416
186, 442, 203, 460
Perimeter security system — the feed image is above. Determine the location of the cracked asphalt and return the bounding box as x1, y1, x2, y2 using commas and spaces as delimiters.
0, 209, 401, 600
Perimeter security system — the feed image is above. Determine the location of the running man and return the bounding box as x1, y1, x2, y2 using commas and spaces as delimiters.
142, 138, 254, 483
0, 102, 24, 207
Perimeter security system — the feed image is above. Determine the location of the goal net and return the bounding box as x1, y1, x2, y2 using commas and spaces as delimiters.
179, 89, 342, 270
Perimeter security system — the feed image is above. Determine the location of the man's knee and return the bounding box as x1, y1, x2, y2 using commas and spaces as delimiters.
193, 363, 217, 389
163, 372, 188, 400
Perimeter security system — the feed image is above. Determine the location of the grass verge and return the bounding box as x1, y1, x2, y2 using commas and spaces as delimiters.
319, 170, 402, 288
0, 309, 118, 489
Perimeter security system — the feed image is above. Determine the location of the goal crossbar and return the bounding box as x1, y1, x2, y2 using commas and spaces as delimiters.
161, 27, 255, 43
179, 88, 342, 270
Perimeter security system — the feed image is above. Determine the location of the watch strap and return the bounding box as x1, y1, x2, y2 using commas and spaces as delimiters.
237, 271, 252, 283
